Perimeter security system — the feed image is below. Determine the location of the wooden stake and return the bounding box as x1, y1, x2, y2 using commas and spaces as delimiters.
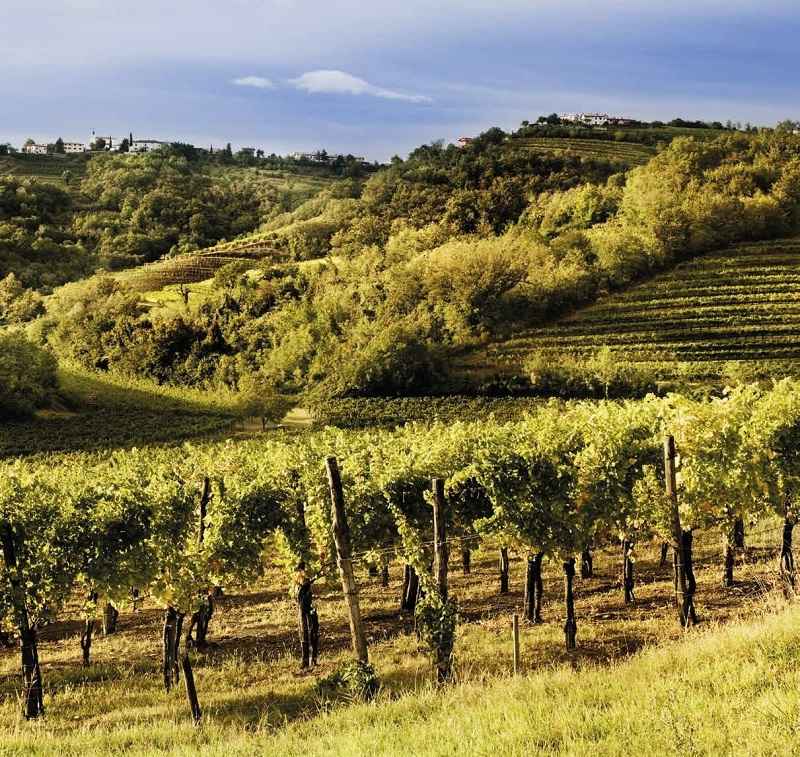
665, 436, 694, 627
181, 630, 202, 725
326, 456, 369, 663
499, 547, 510, 594
198, 476, 210, 546
512, 613, 520, 674
432, 478, 448, 600
563, 558, 577, 650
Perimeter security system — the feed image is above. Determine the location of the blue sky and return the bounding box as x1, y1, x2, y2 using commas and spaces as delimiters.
2, 0, 798, 161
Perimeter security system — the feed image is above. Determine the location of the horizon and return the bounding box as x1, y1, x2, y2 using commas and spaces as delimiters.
3, 0, 800, 161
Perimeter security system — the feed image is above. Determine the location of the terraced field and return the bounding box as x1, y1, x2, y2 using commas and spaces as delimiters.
513, 137, 657, 166
0, 153, 90, 193
114, 241, 287, 292
468, 238, 800, 378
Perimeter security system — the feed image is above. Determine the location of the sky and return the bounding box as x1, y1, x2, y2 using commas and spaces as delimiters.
2, 0, 799, 161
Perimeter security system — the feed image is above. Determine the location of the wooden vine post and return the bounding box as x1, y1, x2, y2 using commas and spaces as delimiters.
622, 540, 635, 604
664, 436, 696, 627
180, 477, 209, 726
580, 547, 593, 579
499, 547, 510, 594
563, 558, 577, 650
781, 513, 796, 594
326, 456, 369, 663
524, 553, 544, 623
432, 478, 449, 600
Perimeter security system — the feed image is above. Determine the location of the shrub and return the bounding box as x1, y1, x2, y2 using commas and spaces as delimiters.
526, 348, 659, 399
0, 333, 58, 418
316, 660, 379, 702
312, 323, 445, 399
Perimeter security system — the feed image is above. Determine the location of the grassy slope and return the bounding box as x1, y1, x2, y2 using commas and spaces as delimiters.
463, 237, 800, 381
0, 364, 244, 459
0, 528, 792, 755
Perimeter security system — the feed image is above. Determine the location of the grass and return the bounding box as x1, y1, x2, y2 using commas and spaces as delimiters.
465, 237, 800, 383
0, 364, 248, 459
0, 524, 794, 755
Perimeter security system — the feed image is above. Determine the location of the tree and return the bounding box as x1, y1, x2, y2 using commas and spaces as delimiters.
54, 138, 65, 154
776, 120, 800, 133
0, 274, 45, 324
0, 333, 58, 419
0, 469, 84, 718
119, 138, 130, 153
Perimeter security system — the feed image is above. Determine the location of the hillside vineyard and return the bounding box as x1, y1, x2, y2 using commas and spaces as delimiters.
3, 381, 800, 721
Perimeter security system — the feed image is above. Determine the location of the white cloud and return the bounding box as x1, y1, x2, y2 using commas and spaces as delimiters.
289, 70, 432, 104
232, 75, 274, 89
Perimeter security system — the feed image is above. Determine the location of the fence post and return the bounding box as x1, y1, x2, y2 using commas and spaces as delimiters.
326, 456, 369, 663
664, 436, 695, 627
432, 478, 448, 600
512, 613, 520, 674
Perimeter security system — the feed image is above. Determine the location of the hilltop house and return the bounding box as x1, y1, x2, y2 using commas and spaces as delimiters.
560, 112, 611, 126
64, 142, 85, 153
22, 143, 48, 155
559, 113, 636, 127
129, 140, 167, 154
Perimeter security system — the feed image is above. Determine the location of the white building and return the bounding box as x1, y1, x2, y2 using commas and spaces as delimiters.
64, 142, 85, 154
22, 143, 48, 154
290, 150, 366, 163
560, 112, 612, 126
129, 139, 167, 154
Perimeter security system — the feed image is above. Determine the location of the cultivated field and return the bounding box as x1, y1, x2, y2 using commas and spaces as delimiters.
0, 154, 90, 195
472, 237, 800, 380
513, 137, 657, 166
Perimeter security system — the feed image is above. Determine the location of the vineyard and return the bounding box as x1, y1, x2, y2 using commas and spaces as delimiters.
473, 237, 800, 381
3, 380, 800, 749
113, 245, 287, 293
512, 137, 657, 166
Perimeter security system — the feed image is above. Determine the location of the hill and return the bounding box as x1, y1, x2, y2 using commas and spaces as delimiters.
467, 237, 800, 384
